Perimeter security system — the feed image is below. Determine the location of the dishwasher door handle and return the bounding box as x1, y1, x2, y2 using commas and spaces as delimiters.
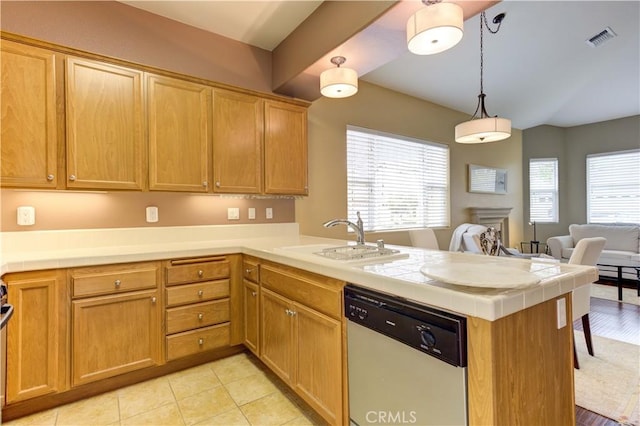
0, 305, 14, 330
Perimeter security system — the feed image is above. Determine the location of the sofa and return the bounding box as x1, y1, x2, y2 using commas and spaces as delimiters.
547, 224, 640, 280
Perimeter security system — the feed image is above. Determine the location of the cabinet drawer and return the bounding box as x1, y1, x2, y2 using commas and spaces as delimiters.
260, 264, 343, 320
165, 280, 229, 307
243, 258, 260, 283
166, 323, 230, 360
166, 259, 230, 286
71, 264, 158, 298
166, 299, 229, 334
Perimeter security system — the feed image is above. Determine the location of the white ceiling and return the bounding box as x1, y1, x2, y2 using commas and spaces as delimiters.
121, 0, 640, 130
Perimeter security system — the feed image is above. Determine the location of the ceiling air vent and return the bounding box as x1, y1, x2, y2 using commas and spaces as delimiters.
585, 27, 617, 47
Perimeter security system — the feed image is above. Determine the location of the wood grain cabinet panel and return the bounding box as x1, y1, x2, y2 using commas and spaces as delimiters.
166, 323, 230, 361
0, 41, 58, 188
4, 270, 67, 403
72, 289, 161, 387
212, 89, 263, 194
260, 288, 296, 384
264, 100, 308, 195
148, 74, 210, 192
65, 57, 144, 190
166, 299, 230, 334
165, 280, 229, 307
243, 280, 260, 355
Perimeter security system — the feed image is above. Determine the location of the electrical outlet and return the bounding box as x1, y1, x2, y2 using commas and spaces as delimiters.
556, 298, 567, 329
248, 208, 256, 220
146, 206, 159, 223
17, 206, 35, 226
266, 207, 273, 219
227, 207, 240, 220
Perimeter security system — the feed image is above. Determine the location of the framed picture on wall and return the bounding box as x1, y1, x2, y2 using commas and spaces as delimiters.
468, 164, 507, 194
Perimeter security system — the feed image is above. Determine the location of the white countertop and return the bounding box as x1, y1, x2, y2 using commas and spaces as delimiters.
0, 224, 598, 321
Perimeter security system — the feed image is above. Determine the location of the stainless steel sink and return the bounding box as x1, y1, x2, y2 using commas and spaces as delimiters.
313, 244, 401, 261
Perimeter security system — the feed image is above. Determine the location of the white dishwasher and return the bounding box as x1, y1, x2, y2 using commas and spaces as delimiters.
345, 284, 468, 426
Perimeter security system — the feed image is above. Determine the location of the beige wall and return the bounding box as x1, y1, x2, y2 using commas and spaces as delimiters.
297, 82, 524, 249
522, 115, 640, 243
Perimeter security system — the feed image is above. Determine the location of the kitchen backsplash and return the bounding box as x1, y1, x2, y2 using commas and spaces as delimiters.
0, 190, 295, 232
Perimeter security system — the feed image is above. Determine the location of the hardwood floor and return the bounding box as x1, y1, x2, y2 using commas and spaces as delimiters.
574, 294, 638, 426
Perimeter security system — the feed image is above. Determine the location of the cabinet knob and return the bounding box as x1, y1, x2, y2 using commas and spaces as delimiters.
197, 270, 204, 278
251, 291, 257, 297
245, 268, 253, 274
151, 297, 157, 303
114, 279, 121, 288
198, 338, 204, 346
47, 174, 55, 181
203, 181, 208, 188
69, 175, 76, 181
215, 181, 221, 188
198, 313, 204, 321
197, 289, 204, 297
290, 310, 297, 317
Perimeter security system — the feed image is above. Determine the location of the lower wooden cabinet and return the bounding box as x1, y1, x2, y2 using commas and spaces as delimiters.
243, 279, 260, 355
71, 289, 161, 386
4, 270, 67, 403
259, 264, 344, 425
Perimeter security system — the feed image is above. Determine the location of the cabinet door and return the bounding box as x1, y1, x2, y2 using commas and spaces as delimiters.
243, 280, 259, 355
294, 302, 343, 425
5, 270, 67, 403
72, 289, 161, 386
66, 57, 144, 190
212, 89, 263, 194
148, 74, 210, 192
260, 288, 295, 385
264, 101, 308, 195
1, 41, 58, 188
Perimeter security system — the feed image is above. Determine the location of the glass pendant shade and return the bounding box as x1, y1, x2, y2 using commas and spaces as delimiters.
320, 66, 358, 98
455, 116, 511, 143
407, 2, 464, 55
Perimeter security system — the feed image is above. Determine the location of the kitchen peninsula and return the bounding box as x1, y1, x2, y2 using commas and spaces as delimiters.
0, 223, 597, 425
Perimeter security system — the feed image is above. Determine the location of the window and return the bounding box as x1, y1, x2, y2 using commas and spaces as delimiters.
346, 126, 449, 231
529, 158, 559, 223
587, 150, 640, 224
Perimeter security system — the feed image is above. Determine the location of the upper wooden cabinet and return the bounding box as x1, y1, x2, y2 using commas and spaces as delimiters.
66, 57, 144, 190
264, 101, 308, 195
212, 89, 264, 194
148, 74, 211, 192
0, 41, 58, 188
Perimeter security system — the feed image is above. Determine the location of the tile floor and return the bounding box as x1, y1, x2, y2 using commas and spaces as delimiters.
2, 353, 326, 426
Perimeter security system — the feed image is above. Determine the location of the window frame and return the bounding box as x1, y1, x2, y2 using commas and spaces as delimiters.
529, 157, 559, 224
346, 125, 450, 232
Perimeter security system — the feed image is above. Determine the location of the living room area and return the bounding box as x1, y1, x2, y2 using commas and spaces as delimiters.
523, 114, 639, 425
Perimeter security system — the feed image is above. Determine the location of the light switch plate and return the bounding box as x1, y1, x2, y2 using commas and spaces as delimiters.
227, 207, 240, 220
146, 206, 159, 223
556, 298, 567, 329
266, 207, 273, 219
248, 208, 256, 220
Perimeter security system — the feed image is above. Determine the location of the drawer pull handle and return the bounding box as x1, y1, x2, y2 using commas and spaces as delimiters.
198, 290, 204, 297
251, 291, 257, 297
114, 279, 121, 288
198, 338, 204, 346
197, 270, 204, 278
198, 313, 204, 320
245, 268, 254, 274
151, 297, 157, 304
285, 309, 296, 316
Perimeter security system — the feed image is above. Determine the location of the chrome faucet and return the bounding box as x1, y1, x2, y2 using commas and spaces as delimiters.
323, 211, 365, 245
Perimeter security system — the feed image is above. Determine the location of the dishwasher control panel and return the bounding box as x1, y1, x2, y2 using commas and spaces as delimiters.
344, 284, 467, 367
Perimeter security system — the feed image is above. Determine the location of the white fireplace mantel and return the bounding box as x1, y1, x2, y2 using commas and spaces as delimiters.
468, 207, 513, 244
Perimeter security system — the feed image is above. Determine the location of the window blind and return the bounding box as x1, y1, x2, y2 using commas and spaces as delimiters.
346, 126, 450, 231
587, 149, 640, 224
529, 158, 559, 223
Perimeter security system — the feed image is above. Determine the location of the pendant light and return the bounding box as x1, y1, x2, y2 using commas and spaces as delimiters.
407, 0, 463, 55
455, 12, 511, 144
320, 56, 358, 98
